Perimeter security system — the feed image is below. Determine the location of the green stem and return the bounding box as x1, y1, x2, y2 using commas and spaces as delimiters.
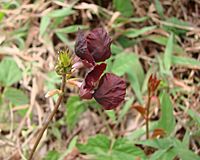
28, 74, 66, 160
98, 108, 114, 139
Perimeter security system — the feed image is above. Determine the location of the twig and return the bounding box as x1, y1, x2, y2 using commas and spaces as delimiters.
145, 92, 151, 139
28, 74, 66, 160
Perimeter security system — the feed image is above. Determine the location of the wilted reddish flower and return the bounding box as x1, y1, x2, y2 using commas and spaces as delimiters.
79, 63, 107, 99
79, 65, 126, 110
148, 74, 160, 95
72, 27, 126, 110
75, 28, 112, 66
93, 73, 126, 110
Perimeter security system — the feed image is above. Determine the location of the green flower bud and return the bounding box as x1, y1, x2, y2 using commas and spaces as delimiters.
55, 49, 73, 75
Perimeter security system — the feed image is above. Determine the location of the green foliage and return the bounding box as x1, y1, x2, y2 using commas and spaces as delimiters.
105, 110, 116, 123
113, 0, 134, 17
178, 105, 200, 126
77, 134, 146, 160
0, 57, 22, 86
146, 35, 184, 54
118, 97, 134, 122
65, 96, 87, 131
44, 150, 60, 160
40, 16, 50, 36
138, 137, 200, 160
163, 33, 174, 72
154, 0, 164, 18
123, 26, 156, 38
55, 25, 87, 34
112, 52, 144, 103
157, 92, 176, 135
172, 55, 200, 69
163, 17, 189, 35
4, 87, 29, 106
47, 7, 75, 18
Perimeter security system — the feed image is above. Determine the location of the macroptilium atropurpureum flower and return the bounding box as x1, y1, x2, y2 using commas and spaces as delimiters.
75, 28, 112, 67
70, 28, 126, 110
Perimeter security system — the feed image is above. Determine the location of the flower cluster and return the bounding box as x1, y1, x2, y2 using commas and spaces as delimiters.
73, 28, 126, 110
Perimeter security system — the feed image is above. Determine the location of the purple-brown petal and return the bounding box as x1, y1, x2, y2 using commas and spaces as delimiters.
79, 83, 93, 99
86, 28, 112, 62
93, 73, 126, 110
75, 30, 95, 66
85, 63, 107, 89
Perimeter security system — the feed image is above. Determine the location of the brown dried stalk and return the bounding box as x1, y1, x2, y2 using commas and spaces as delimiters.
28, 74, 66, 160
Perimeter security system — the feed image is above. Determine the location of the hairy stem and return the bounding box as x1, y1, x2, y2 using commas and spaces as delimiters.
28, 74, 66, 160
146, 92, 151, 139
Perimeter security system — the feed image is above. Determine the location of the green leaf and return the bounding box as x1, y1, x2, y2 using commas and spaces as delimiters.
4, 87, 29, 106
112, 52, 144, 103
123, 26, 156, 38
105, 110, 116, 123
146, 35, 184, 54
160, 148, 177, 160
150, 148, 171, 160
182, 130, 190, 149
117, 36, 137, 48
127, 121, 158, 140
113, 16, 149, 28
40, 16, 50, 36
65, 96, 86, 131
59, 136, 78, 160
163, 33, 174, 71
113, 0, 134, 17
137, 137, 174, 149
138, 138, 199, 160
157, 92, 176, 135
174, 148, 200, 160
47, 7, 75, 18
77, 134, 110, 155
154, 0, 164, 18
178, 104, 200, 126
0, 12, 5, 22
163, 17, 189, 36
55, 32, 70, 44
118, 97, 134, 122
77, 134, 146, 160
44, 150, 60, 160
112, 52, 144, 86
55, 25, 87, 33
127, 72, 143, 104
172, 55, 200, 69
112, 138, 146, 160
111, 44, 123, 55
0, 58, 22, 86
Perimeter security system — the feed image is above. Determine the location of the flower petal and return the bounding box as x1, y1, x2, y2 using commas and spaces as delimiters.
75, 30, 95, 66
93, 73, 126, 110
86, 28, 112, 62
79, 83, 93, 99
85, 63, 107, 89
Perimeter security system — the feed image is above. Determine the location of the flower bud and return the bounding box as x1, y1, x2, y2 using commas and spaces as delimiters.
55, 49, 73, 75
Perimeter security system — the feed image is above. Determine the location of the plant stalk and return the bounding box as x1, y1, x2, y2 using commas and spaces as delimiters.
146, 91, 151, 139
28, 74, 66, 160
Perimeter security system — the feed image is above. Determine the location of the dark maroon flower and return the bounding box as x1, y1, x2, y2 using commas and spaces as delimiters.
74, 28, 112, 65
93, 73, 126, 110
75, 31, 95, 66
85, 63, 107, 89
86, 28, 112, 62
79, 65, 126, 109
79, 63, 106, 99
